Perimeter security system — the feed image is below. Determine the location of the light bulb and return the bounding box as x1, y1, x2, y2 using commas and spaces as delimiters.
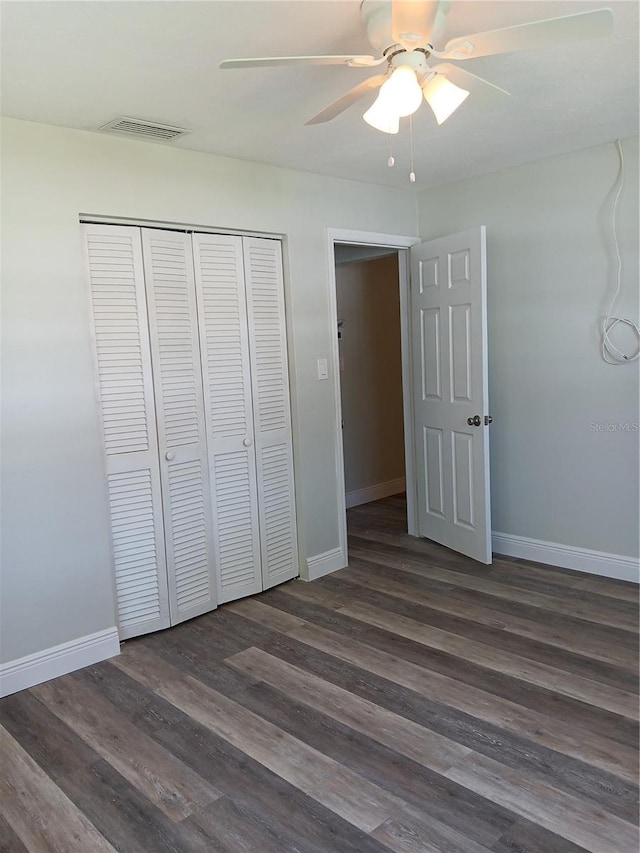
422, 74, 469, 125
380, 66, 423, 117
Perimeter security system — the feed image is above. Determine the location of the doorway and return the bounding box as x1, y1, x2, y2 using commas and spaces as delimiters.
327, 229, 419, 567
335, 247, 406, 540
328, 226, 492, 571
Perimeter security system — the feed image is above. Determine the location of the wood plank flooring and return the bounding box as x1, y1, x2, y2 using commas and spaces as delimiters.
1, 494, 638, 852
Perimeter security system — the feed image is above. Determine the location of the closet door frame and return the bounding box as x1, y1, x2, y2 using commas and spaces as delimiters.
84, 218, 301, 626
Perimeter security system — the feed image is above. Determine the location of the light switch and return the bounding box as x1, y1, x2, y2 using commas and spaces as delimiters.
317, 358, 329, 380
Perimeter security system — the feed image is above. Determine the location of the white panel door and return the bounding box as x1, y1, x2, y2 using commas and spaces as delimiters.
411, 227, 492, 563
141, 229, 217, 623
243, 237, 299, 588
83, 224, 170, 639
192, 234, 262, 603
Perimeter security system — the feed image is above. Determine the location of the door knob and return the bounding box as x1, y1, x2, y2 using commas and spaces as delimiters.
467, 415, 482, 427
243, 438, 252, 447
484, 415, 493, 425
165, 451, 175, 461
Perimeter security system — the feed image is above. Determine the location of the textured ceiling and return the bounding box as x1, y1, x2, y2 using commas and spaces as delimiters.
1, 0, 638, 189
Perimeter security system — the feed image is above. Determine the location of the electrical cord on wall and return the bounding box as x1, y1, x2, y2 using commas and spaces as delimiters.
601, 139, 640, 364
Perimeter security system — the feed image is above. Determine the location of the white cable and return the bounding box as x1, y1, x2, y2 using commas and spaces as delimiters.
601, 139, 640, 364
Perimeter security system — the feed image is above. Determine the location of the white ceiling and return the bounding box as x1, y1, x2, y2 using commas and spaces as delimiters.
1, 0, 638, 190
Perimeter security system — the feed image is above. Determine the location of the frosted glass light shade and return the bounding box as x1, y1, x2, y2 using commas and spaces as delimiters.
422, 74, 469, 124
363, 98, 400, 133
363, 65, 424, 134
381, 66, 423, 117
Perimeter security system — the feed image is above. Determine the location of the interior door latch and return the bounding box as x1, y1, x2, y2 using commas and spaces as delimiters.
467, 415, 493, 426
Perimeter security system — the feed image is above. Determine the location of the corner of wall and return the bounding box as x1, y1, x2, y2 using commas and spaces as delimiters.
304, 547, 348, 582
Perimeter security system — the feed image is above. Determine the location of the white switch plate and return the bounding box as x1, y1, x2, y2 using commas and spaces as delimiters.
317, 358, 329, 380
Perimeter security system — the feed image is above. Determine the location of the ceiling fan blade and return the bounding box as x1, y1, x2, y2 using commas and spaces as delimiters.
392, 0, 440, 50
432, 8, 614, 60
220, 55, 379, 70
305, 73, 388, 125
428, 63, 511, 108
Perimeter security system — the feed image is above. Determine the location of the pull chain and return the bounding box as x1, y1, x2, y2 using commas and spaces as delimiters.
409, 115, 416, 183
388, 134, 395, 168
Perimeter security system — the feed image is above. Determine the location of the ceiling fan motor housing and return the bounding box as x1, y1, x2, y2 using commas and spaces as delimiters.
360, 0, 450, 54
391, 48, 429, 69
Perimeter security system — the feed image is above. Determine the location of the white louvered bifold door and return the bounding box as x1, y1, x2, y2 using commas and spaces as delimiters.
141, 229, 217, 623
243, 237, 299, 588
83, 224, 170, 640
192, 234, 262, 603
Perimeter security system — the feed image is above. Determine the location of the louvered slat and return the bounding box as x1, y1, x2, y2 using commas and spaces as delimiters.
167, 460, 212, 611
142, 230, 217, 624
144, 237, 200, 449
243, 238, 299, 588
87, 234, 149, 455
260, 445, 296, 576
213, 450, 258, 593
107, 471, 163, 628
198, 244, 249, 439
84, 224, 170, 640
192, 234, 262, 603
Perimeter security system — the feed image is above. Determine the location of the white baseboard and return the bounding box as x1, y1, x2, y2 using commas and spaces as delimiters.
305, 546, 347, 581
0, 627, 120, 698
346, 477, 406, 509
492, 532, 639, 584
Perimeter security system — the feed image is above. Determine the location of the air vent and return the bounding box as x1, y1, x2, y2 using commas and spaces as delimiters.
99, 117, 191, 141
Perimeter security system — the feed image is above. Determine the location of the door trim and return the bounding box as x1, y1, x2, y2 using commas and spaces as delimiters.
326, 228, 420, 570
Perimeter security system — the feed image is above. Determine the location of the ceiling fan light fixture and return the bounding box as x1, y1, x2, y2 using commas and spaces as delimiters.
422, 74, 470, 125
363, 98, 400, 134
363, 64, 424, 133
381, 65, 423, 117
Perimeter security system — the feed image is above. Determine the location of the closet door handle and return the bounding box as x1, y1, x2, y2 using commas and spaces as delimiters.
243, 438, 253, 447
165, 451, 175, 461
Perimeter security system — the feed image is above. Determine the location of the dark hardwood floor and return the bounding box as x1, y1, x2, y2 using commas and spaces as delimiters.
1, 494, 638, 852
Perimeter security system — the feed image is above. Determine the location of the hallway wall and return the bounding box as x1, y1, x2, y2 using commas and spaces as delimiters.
336, 254, 405, 506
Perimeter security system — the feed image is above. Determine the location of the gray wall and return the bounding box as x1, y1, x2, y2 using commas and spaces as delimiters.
418, 137, 639, 557
2, 117, 637, 668
0, 117, 417, 664
336, 255, 405, 496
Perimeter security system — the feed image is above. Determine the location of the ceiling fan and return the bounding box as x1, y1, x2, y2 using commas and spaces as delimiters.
220, 1, 614, 132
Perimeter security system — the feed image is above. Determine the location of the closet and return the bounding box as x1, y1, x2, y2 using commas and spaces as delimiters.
83, 224, 298, 640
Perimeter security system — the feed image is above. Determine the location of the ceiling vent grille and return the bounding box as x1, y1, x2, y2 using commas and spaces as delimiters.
99, 117, 191, 141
